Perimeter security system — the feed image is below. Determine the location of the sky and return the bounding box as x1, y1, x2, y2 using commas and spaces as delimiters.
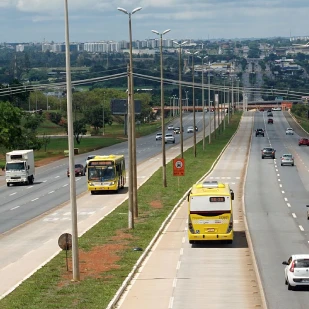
0, 0, 308, 43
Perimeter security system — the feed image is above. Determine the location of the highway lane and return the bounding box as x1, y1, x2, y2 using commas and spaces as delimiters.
0, 111, 218, 299
0, 112, 211, 234
246, 110, 309, 309
116, 112, 265, 309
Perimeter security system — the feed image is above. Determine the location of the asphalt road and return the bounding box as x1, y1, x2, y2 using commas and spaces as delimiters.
116, 112, 265, 309
0, 112, 211, 234
246, 110, 309, 309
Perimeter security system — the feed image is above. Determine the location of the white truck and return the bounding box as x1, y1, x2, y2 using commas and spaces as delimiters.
5, 150, 35, 187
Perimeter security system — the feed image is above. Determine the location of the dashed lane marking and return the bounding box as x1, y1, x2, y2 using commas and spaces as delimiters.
292, 213, 296, 218
299, 225, 304, 232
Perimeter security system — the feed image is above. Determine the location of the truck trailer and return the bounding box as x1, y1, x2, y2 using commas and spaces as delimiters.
5, 150, 35, 186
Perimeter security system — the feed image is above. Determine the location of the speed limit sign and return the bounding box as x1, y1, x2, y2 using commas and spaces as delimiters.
173, 158, 185, 176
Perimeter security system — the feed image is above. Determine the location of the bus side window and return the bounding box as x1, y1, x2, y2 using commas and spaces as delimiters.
116, 163, 120, 176
230, 189, 234, 200
187, 191, 191, 202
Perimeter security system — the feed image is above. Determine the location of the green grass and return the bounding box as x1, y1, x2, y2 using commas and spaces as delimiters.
291, 113, 309, 133
0, 112, 242, 309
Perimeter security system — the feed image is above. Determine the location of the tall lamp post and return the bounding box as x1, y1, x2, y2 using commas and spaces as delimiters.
152, 29, 171, 188
198, 55, 208, 151
64, 0, 80, 281
173, 40, 188, 157
117, 6, 142, 223
186, 50, 199, 157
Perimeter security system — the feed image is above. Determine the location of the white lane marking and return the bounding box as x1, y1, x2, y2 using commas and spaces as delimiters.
276, 169, 278, 172
55, 176, 60, 178
182, 237, 185, 244
299, 225, 304, 232
10, 206, 20, 210
287, 203, 291, 208
169, 297, 174, 309
284, 197, 288, 202
48, 191, 55, 194
292, 213, 297, 218
278, 179, 281, 182
9, 192, 17, 196
277, 174, 280, 176
172, 278, 177, 288
63, 184, 68, 187
42, 180, 47, 183
282, 191, 285, 194
279, 184, 282, 188
31, 198, 39, 201
27, 186, 33, 189
176, 261, 181, 270
23, 250, 34, 258
76, 178, 81, 181
180, 248, 184, 256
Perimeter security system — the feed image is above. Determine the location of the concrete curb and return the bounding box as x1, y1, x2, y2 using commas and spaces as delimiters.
106, 114, 243, 309
242, 114, 268, 309
288, 110, 309, 135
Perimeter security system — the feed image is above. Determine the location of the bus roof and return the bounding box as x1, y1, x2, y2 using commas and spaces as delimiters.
190, 181, 230, 196
89, 154, 124, 162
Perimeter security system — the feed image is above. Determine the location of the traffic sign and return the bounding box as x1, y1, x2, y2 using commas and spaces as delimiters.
173, 158, 185, 176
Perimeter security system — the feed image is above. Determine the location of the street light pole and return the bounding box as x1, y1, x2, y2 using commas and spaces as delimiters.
64, 0, 80, 281
186, 50, 199, 157
208, 69, 212, 144
102, 92, 105, 135
152, 29, 171, 188
117, 7, 142, 217
198, 55, 208, 151
118, 6, 142, 219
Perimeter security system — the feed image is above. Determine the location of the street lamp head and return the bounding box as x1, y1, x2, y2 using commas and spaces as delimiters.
132, 7, 142, 14
151, 30, 160, 35
117, 7, 128, 14
163, 29, 171, 35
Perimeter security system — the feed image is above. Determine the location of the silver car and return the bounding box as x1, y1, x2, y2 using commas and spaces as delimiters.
286, 128, 294, 135
187, 126, 194, 133
155, 132, 163, 141
280, 154, 294, 166
165, 133, 175, 144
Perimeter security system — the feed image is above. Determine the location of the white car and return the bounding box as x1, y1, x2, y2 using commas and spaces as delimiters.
286, 128, 294, 135
272, 107, 282, 111
167, 124, 174, 130
165, 133, 175, 144
155, 132, 163, 141
187, 126, 194, 133
280, 154, 294, 166
282, 254, 309, 290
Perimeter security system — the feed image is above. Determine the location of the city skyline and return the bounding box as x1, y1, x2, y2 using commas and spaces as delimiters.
0, 1, 308, 43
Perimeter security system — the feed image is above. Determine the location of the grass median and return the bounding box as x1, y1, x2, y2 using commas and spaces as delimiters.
0, 112, 242, 309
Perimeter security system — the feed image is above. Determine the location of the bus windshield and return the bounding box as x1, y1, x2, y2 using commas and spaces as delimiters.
190, 196, 230, 212
88, 166, 115, 181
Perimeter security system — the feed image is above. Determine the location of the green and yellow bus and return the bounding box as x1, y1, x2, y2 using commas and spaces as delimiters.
187, 181, 234, 244
87, 155, 126, 194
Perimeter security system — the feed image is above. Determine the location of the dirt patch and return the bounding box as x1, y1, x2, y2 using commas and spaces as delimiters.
35, 155, 66, 167
150, 200, 163, 209
59, 230, 133, 286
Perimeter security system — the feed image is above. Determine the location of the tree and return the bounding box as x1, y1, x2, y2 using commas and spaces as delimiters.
73, 119, 87, 144
0, 101, 23, 150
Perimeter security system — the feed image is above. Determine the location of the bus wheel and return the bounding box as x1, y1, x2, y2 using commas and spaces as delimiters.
189, 240, 194, 245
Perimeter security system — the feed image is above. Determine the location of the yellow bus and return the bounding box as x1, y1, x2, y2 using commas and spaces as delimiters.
187, 181, 234, 244
87, 155, 126, 194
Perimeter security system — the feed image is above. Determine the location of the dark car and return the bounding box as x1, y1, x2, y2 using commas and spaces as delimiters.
299, 138, 309, 146
174, 127, 183, 134
260, 108, 264, 112
267, 112, 273, 117
261, 147, 276, 159
268, 118, 273, 124
255, 129, 264, 137
67, 164, 85, 177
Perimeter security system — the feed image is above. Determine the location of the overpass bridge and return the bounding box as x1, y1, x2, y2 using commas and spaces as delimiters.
152, 100, 301, 113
